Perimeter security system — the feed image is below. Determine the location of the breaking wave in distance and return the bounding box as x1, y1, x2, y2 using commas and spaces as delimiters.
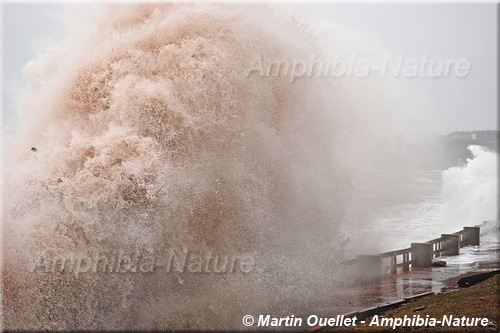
441, 145, 498, 230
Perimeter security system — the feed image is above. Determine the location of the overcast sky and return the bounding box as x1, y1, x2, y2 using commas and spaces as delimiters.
1, 3, 498, 134
296, 3, 497, 134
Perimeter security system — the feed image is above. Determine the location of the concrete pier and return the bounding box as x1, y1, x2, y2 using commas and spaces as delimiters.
410, 243, 432, 268
357, 255, 381, 283
463, 226, 480, 246
440, 234, 460, 256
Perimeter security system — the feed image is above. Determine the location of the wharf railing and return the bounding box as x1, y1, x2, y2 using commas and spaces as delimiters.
344, 226, 480, 283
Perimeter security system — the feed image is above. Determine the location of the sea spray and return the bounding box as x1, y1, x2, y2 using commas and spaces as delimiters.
441, 145, 498, 231
1, 4, 390, 330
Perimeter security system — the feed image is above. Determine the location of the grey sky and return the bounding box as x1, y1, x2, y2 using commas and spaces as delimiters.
1, 3, 497, 133
296, 3, 497, 133
2, 3, 65, 130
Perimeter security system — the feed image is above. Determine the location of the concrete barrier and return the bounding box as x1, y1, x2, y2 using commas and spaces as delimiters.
410, 243, 433, 268
463, 226, 480, 246
344, 226, 482, 282
441, 234, 460, 256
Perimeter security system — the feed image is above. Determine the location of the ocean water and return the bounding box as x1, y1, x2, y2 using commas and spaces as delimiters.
343, 146, 498, 256
343, 169, 444, 255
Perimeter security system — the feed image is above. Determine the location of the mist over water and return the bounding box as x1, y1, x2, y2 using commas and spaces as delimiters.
2, 4, 497, 331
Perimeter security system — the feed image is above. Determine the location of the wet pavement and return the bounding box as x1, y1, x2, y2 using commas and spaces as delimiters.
299, 230, 499, 319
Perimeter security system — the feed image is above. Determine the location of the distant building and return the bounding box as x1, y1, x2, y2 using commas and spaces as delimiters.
441, 130, 498, 167
451, 132, 477, 140
444, 130, 498, 151
367, 130, 498, 170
